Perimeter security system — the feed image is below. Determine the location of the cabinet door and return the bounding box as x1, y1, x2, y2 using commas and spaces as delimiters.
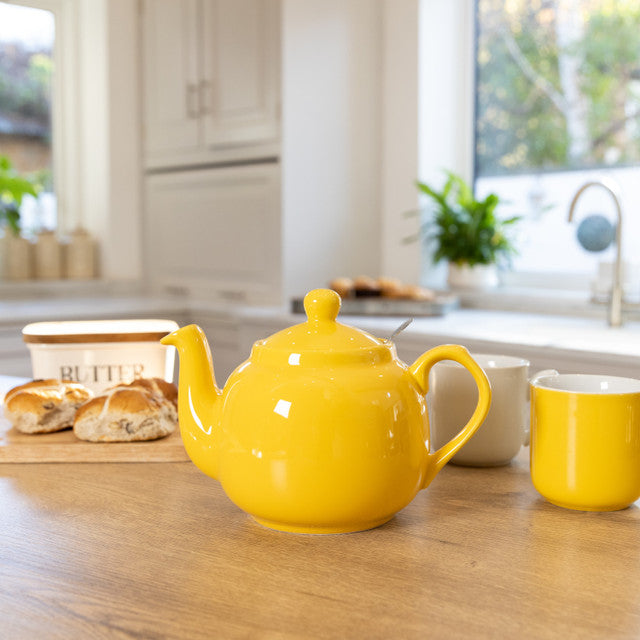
142, 0, 201, 162
144, 163, 281, 304
201, 0, 281, 148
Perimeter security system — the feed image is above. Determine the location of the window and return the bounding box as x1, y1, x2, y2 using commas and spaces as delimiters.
474, 0, 640, 294
0, 1, 56, 232
0, 0, 143, 283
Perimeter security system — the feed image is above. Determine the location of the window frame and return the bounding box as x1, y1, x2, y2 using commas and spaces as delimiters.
0, 0, 143, 283
470, 0, 640, 292
413, 0, 632, 293
2, 0, 79, 234
414, 0, 475, 289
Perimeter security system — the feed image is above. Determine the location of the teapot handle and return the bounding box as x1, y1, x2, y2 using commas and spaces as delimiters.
408, 344, 492, 490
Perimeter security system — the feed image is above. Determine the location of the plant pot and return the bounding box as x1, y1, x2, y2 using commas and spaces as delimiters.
447, 262, 499, 290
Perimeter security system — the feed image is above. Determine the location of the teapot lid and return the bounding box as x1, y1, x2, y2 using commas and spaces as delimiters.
256, 289, 389, 361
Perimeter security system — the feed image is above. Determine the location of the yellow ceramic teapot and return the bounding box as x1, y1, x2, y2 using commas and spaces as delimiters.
162, 288, 491, 534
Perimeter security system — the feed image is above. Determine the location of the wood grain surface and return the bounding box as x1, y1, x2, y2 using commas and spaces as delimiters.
2, 450, 639, 639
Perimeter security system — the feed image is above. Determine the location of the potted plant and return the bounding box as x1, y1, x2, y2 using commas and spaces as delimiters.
0, 155, 43, 279
414, 171, 520, 289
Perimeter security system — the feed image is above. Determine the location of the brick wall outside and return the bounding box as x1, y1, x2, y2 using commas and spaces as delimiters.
0, 134, 51, 174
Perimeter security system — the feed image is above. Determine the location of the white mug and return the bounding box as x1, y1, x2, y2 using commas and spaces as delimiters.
429, 354, 545, 467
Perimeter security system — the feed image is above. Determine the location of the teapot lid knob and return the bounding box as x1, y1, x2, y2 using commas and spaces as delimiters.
263, 287, 382, 352
303, 288, 341, 323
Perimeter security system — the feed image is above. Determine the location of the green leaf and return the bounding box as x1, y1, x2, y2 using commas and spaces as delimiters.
416, 180, 449, 210
0, 154, 44, 234
501, 215, 522, 225
410, 170, 521, 267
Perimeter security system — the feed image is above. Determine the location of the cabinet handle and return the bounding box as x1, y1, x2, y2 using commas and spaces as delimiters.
199, 80, 212, 115
186, 84, 199, 118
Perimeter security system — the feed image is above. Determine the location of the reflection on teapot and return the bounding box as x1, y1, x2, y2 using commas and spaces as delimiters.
162, 288, 491, 534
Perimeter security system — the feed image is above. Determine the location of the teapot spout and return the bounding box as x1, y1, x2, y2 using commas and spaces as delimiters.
161, 324, 222, 480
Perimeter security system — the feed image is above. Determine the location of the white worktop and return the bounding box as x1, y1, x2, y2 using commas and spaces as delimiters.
352, 310, 640, 356
0, 290, 636, 357
0, 283, 638, 378
0, 295, 189, 326
0, 280, 190, 327
227, 303, 640, 374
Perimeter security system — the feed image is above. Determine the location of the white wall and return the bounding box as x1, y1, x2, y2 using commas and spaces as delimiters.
104, 0, 144, 280
75, 0, 143, 281
379, 0, 421, 284
281, 0, 384, 301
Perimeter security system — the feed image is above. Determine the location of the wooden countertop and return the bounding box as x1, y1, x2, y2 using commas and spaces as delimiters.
2, 452, 639, 639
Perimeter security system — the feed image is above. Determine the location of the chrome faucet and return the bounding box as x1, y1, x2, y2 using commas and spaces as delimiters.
568, 179, 624, 327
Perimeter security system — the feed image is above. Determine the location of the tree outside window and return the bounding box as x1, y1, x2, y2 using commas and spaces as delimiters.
0, 1, 55, 234
475, 0, 640, 295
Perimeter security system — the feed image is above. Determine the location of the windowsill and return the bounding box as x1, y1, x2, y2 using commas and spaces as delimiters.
0, 280, 190, 329
0, 280, 632, 327
0, 278, 143, 300
0, 282, 637, 380
456, 285, 640, 322
0, 279, 634, 323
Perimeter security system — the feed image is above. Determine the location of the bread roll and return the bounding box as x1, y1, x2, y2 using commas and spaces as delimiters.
4, 379, 93, 434
329, 277, 354, 299
406, 285, 436, 301
377, 277, 405, 298
124, 377, 178, 407
353, 275, 381, 297
73, 381, 178, 443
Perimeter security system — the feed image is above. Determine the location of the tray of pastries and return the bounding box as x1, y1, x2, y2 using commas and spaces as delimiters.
292, 276, 459, 317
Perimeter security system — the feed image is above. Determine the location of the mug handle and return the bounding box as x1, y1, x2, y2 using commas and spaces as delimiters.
523, 369, 558, 446
408, 344, 492, 490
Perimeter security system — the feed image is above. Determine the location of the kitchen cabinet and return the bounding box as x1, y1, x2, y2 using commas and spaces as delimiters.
0, 325, 33, 378
140, 1, 385, 306
141, 0, 281, 169
192, 312, 242, 385
144, 163, 281, 304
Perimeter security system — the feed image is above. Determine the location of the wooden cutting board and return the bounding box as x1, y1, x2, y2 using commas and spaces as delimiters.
0, 375, 189, 463
0, 417, 189, 463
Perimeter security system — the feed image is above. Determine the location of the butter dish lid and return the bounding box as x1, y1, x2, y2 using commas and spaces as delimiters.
23, 319, 179, 344
257, 289, 385, 354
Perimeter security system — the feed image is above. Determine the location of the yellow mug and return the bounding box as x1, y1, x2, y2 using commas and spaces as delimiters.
530, 372, 640, 511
